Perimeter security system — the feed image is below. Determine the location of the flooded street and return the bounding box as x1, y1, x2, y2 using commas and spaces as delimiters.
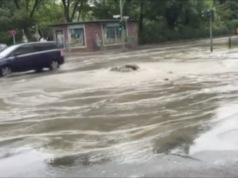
1, 46, 238, 177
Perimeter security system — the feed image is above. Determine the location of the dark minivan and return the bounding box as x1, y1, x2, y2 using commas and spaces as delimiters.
0, 42, 65, 77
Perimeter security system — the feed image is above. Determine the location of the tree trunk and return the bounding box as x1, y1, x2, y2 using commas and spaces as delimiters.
62, 0, 71, 22
29, 0, 39, 18
26, 0, 30, 12
70, 0, 82, 22
13, 0, 20, 9
165, 8, 179, 29
184, 10, 189, 25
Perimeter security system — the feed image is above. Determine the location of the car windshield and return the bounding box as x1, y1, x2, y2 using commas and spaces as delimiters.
0, 45, 17, 58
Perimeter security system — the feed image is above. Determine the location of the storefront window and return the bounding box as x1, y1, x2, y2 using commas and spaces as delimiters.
68, 26, 85, 47
103, 24, 122, 45
55, 30, 65, 48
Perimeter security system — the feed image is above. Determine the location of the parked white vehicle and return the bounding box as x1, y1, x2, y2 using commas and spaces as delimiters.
0, 44, 7, 51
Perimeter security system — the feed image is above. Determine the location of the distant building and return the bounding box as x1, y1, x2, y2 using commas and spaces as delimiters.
49, 19, 138, 52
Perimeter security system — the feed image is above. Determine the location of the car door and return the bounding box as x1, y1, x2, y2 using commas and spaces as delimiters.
11, 45, 37, 72
32, 43, 49, 67
42, 43, 59, 63
33, 43, 59, 67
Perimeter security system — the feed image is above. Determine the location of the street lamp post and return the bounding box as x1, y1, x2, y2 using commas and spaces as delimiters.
208, 10, 214, 52
124, 16, 129, 44
209, 12, 213, 52
119, 0, 126, 51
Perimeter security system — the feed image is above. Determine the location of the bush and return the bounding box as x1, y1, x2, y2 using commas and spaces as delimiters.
138, 20, 238, 45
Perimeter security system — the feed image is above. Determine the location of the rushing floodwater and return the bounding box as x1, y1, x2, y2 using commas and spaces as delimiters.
1, 47, 238, 177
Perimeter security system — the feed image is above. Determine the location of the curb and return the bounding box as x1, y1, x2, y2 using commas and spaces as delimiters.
65, 36, 238, 57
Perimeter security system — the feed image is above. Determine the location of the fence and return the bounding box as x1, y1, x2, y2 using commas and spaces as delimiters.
139, 27, 236, 45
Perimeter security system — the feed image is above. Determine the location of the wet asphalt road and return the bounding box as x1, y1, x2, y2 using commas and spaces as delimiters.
1, 46, 238, 177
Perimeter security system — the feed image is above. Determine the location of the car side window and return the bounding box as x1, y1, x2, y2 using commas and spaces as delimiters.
33, 44, 45, 52
33, 44, 57, 51
14, 46, 35, 56
46, 44, 58, 50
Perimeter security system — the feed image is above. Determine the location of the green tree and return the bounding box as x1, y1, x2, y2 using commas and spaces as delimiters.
61, 0, 88, 22
89, 0, 238, 44
0, 0, 45, 44
1, 0, 238, 45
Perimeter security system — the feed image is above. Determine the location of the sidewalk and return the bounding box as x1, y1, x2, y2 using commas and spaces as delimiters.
65, 36, 238, 57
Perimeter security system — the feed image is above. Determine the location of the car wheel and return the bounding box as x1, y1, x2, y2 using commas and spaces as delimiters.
0, 66, 11, 77
49, 60, 59, 71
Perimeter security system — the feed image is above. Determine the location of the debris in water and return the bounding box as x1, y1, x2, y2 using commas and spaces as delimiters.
110, 64, 139, 72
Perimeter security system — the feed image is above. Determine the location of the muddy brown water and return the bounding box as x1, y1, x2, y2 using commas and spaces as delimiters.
1, 47, 238, 177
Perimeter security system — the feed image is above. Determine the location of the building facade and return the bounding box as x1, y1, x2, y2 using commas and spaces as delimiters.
49, 19, 138, 52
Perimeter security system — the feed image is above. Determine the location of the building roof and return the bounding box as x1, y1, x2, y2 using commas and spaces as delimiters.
49, 19, 138, 27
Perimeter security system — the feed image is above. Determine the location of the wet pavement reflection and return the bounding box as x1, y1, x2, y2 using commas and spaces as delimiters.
1, 47, 238, 177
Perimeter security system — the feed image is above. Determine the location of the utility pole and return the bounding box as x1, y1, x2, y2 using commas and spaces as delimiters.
119, 0, 125, 51
209, 10, 214, 52
201, 9, 214, 52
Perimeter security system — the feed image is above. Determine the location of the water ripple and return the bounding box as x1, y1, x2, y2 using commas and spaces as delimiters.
1, 48, 238, 176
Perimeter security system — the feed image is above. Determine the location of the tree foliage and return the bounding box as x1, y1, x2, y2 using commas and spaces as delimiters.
1, 0, 238, 45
